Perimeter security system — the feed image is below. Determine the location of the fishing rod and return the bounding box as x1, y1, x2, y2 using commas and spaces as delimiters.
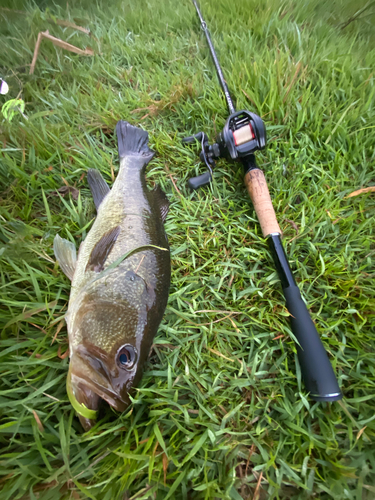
184, 0, 342, 401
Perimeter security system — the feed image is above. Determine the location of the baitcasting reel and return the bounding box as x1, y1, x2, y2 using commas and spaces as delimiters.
183, 109, 267, 190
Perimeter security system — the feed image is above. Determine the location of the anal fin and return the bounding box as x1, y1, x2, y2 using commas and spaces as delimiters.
54, 235, 77, 281
86, 226, 121, 273
152, 185, 169, 222
87, 169, 110, 211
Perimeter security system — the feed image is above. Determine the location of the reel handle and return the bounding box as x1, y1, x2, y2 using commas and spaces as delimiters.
183, 131, 214, 190
244, 168, 342, 401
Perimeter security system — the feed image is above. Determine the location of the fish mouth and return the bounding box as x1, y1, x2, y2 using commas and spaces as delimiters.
70, 370, 129, 410
67, 349, 131, 430
67, 369, 129, 431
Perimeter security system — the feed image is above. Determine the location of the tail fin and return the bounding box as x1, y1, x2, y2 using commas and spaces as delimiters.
116, 121, 154, 160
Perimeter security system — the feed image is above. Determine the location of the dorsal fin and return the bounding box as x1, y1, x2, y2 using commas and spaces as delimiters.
152, 185, 169, 222
86, 226, 120, 273
87, 169, 110, 211
53, 235, 77, 280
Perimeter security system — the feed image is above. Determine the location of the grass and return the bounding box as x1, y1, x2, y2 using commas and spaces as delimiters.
0, 0, 374, 498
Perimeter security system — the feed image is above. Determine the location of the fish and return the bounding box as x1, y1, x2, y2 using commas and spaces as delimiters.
53, 121, 171, 430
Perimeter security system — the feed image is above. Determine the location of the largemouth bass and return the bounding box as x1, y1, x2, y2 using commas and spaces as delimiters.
54, 121, 170, 430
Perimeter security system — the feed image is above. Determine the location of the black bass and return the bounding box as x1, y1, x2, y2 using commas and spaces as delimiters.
54, 121, 170, 430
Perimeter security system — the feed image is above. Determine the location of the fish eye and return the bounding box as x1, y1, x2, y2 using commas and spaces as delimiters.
117, 345, 137, 370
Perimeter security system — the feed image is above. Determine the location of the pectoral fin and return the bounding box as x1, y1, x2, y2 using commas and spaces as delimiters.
87, 169, 110, 211
152, 185, 169, 222
53, 235, 77, 281
86, 226, 121, 272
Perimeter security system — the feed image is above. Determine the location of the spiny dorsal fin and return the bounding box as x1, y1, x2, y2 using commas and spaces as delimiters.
54, 235, 77, 281
87, 169, 110, 211
86, 226, 120, 273
152, 185, 169, 222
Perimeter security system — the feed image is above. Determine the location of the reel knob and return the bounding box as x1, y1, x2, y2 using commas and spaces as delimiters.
188, 171, 212, 190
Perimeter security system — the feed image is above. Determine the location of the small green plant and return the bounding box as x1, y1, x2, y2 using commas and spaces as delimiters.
1, 98, 25, 122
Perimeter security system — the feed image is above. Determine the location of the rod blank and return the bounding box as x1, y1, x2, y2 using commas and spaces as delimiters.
191, 0, 236, 114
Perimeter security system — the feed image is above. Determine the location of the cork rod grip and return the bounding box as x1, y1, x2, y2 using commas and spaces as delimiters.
244, 169, 281, 237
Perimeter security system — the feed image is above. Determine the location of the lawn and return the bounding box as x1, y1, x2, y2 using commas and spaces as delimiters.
0, 0, 374, 498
